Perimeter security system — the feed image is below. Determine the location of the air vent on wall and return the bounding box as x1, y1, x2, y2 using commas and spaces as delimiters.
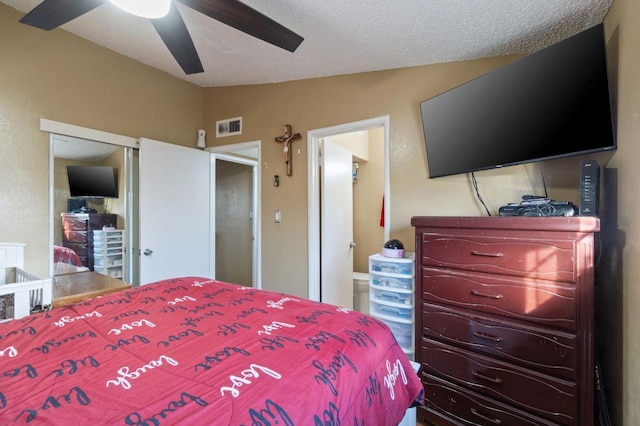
216, 117, 243, 138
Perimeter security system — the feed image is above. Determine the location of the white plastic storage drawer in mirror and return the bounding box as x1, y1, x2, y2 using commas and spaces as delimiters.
93, 255, 123, 268
93, 230, 122, 242
369, 253, 415, 275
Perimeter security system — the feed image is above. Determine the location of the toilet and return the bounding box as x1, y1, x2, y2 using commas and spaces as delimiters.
353, 272, 370, 314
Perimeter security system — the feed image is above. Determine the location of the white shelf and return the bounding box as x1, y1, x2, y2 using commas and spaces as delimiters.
369, 252, 415, 359
93, 229, 124, 278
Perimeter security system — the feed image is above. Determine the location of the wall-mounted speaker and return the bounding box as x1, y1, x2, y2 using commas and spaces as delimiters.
579, 159, 600, 216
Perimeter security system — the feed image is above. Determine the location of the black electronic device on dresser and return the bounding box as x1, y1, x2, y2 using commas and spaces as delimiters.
412, 216, 599, 426
580, 159, 600, 216
61, 213, 117, 271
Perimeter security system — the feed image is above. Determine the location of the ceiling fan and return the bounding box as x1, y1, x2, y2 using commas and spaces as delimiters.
18, 0, 304, 75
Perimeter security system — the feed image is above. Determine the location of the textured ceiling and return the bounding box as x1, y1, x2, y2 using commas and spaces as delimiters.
53, 135, 121, 162
1, 0, 613, 87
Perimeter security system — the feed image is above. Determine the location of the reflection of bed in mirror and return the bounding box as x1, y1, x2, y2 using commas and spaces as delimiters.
53, 245, 89, 276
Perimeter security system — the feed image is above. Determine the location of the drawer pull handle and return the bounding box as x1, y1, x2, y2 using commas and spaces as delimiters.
471, 370, 503, 384
470, 408, 502, 424
471, 290, 503, 299
472, 331, 503, 342
470, 250, 504, 258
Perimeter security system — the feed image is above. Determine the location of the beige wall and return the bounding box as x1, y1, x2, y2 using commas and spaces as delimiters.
101, 148, 127, 229
202, 60, 559, 298
603, 0, 640, 424
352, 128, 385, 272
202, 6, 638, 420
0, 4, 203, 277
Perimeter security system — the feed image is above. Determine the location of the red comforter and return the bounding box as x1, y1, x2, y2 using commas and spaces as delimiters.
0, 277, 423, 425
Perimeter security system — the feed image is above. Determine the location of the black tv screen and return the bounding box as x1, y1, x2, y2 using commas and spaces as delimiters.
420, 23, 616, 178
67, 166, 118, 198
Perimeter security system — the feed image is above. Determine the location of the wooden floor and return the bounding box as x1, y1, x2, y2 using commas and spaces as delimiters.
52, 271, 131, 308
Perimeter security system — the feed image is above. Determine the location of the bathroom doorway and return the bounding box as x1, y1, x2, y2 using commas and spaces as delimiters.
307, 116, 390, 306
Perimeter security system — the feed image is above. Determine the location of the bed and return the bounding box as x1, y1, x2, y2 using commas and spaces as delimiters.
0, 276, 423, 424
53, 245, 89, 275
53, 245, 83, 267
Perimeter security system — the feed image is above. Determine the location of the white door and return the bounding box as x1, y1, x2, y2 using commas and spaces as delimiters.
321, 139, 354, 308
138, 138, 212, 284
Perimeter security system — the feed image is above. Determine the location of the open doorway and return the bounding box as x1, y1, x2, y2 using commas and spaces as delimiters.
307, 116, 390, 303
207, 141, 261, 289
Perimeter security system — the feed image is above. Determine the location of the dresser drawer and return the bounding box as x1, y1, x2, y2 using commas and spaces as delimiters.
422, 266, 577, 331
422, 303, 577, 380
422, 338, 577, 425
62, 216, 88, 231
422, 373, 559, 426
420, 233, 576, 282
62, 230, 88, 244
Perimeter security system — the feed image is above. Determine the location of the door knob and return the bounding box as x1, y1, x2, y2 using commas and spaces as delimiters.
143, 249, 153, 256
349, 242, 357, 248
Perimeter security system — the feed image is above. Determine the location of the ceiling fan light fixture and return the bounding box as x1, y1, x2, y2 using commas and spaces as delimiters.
110, 0, 171, 19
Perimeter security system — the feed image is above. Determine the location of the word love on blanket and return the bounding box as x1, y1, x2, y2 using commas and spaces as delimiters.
0, 276, 423, 425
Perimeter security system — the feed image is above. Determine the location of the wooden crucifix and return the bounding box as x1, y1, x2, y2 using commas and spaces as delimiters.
275, 124, 301, 176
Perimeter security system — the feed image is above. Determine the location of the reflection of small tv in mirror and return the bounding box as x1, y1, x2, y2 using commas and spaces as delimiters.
67, 166, 118, 198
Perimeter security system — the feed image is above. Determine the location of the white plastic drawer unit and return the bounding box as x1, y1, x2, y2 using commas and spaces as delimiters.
369, 253, 415, 276
368, 252, 416, 360
93, 255, 123, 268
370, 299, 414, 320
370, 272, 413, 291
93, 229, 123, 239
376, 316, 414, 351
370, 285, 413, 306
94, 265, 123, 279
94, 247, 122, 255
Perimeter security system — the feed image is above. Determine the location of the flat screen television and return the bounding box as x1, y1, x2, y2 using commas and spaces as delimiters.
420, 23, 616, 178
67, 165, 118, 198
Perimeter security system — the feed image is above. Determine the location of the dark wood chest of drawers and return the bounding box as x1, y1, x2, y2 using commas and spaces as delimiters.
61, 213, 117, 271
411, 216, 599, 426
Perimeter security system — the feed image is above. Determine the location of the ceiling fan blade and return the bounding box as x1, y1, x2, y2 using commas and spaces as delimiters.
151, 2, 204, 75
20, 0, 106, 30
178, 0, 303, 52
